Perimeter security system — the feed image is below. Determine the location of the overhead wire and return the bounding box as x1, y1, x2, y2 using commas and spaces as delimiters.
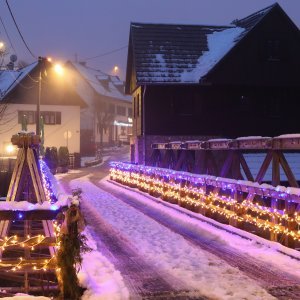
84, 45, 128, 61
0, 9, 38, 92
0, 122, 17, 134
0, 14, 16, 54
0, 112, 17, 125
5, 0, 36, 59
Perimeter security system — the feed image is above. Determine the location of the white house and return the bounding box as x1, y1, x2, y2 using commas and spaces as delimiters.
0, 59, 86, 156
65, 61, 132, 155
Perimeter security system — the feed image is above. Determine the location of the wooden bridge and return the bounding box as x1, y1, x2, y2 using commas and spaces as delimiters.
111, 135, 300, 249
150, 135, 300, 188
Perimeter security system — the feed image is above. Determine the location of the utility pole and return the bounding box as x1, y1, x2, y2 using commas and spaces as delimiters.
36, 56, 43, 137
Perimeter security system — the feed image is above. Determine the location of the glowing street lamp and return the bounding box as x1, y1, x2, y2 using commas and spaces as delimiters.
113, 65, 119, 74
36, 58, 65, 154
54, 63, 64, 76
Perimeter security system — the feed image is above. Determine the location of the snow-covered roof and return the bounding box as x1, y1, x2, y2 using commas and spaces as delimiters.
0, 62, 38, 100
69, 62, 131, 103
128, 3, 278, 85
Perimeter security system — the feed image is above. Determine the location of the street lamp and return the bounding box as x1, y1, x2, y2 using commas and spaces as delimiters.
36, 57, 64, 154
36, 56, 44, 139
54, 63, 64, 76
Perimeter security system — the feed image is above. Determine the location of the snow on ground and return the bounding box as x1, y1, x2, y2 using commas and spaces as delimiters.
81, 155, 110, 168
78, 228, 129, 300
69, 175, 277, 300
56, 175, 129, 300
102, 179, 300, 276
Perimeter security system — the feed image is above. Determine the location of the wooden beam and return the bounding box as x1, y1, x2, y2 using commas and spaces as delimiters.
0, 210, 60, 220
0, 271, 57, 285
239, 153, 254, 181
272, 151, 280, 186
255, 151, 272, 183
219, 150, 234, 178
278, 152, 299, 188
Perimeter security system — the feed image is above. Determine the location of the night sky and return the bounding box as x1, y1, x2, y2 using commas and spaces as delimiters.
0, 0, 299, 79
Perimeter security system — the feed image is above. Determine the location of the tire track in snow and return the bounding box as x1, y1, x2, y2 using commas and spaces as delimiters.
96, 180, 300, 300
60, 178, 205, 300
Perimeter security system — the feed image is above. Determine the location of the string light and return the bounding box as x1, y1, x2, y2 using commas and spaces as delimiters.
110, 162, 300, 242
0, 234, 51, 251
39, 160, 57, 203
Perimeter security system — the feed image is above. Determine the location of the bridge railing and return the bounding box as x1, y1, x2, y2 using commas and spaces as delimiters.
150, 134, 300, 188
110, 161, 300, 248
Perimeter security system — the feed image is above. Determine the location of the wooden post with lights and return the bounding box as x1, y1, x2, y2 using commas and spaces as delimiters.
0, 132, 58, 295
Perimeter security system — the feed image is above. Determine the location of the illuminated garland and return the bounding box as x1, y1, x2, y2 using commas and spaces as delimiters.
40, 159, 57, 203
0, 256, 57, 272
110, 163, 300, 242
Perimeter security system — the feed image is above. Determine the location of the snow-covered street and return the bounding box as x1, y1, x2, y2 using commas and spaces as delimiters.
57, 161, 300, 299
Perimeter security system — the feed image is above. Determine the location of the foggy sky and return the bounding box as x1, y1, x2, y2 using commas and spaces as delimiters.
0, 0, 299, 80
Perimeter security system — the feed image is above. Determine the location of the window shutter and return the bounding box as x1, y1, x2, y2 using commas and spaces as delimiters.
56, 112, 61, 124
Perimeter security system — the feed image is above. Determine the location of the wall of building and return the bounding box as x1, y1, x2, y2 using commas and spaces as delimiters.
0, 103, 80, 156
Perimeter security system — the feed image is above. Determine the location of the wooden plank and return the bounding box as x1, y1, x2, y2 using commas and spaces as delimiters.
0, 210, 60, 220
219, 150, 234, 178
6, 148, 25, 202
42, 220, 56, 256
239, 153, 254, 181
272, 151, 280, 186
270, 151, 280, 242
0, 272, 57, 285
255, 151, 273, 183
206, 151, 218, 176
194, 150, 206, 174
278, 152, 299, 188
232, 151, 243, 180
27, 149, 46, 204
175, 151, 186, 171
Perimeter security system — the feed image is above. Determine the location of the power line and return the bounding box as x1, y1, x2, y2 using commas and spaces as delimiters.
0, 14, 16, 54
84, 45, 128, 61
5, 0, 36, 59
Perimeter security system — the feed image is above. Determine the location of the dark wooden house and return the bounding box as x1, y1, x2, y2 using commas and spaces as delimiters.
125, 3, 300, 164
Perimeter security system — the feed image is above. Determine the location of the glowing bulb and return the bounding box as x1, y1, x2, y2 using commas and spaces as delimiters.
113, 65, 119, 73
54, 63, 64, 76
5, 144, 15, 154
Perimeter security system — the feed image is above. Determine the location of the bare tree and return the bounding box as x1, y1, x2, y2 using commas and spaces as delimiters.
95, 100, 114, 149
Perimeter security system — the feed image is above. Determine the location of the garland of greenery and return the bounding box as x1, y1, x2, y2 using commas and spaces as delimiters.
56, 188, 91, 299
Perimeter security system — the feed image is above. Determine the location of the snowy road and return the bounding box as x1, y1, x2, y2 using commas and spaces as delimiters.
58, 174, 298, 299
56, 149, 300, 299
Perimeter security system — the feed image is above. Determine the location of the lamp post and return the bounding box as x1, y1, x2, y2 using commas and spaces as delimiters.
36, 56, 44, 139
35, 58, 64, 155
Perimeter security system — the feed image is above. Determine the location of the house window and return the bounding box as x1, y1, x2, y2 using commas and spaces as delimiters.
18, 111, 35, 124
117, 105, 126, 116
108, 104, 115, 114
18, 111, 61, 125
41, 111, 61, 125
267, 40, 280, 61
